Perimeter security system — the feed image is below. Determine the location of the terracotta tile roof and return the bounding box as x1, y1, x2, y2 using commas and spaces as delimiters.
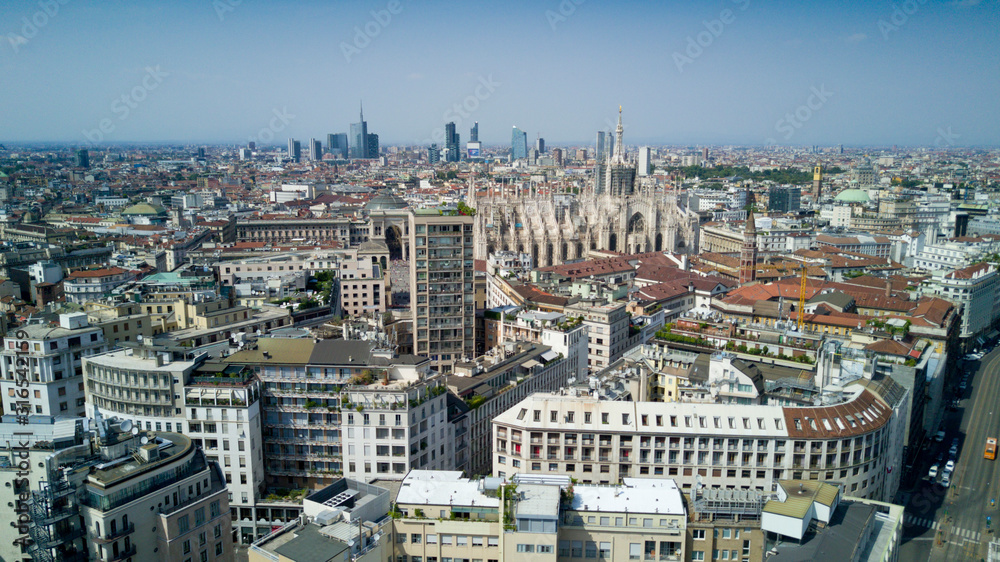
782, 389, 891, 439
66, 267, 128, 279
865, 339, 912, 357
944, 261, 994, 280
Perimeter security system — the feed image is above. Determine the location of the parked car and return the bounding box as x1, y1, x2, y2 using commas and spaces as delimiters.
928, 464, 939, 479
941, 473, 951, 488
935, 431, 947, 442
945, 460, 956, 473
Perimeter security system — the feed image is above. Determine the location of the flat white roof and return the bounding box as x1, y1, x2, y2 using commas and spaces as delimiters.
397, 471, 499, 509
571, 479, 685, 516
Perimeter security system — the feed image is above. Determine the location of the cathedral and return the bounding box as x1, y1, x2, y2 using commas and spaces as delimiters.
471, 109, 700, 266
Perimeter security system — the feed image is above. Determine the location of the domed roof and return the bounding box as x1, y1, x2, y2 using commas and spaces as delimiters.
122, 202, 167, 215
834, 189, 870, 203
366, 191, 408, 211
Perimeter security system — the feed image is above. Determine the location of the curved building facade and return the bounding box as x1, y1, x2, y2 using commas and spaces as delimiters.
491, 379, 907, 502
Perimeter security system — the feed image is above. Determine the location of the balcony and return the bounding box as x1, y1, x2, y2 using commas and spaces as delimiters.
95, 523, 135, 544
109, 544, 137, 561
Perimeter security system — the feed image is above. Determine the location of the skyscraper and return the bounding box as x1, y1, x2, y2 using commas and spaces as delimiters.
287, 138, 301, 162
327, 133, 349, 159
308, 138, 323, 161
409, 208, 475, 373
445, 122, 460, 162
552, 148, 563, 167
536, 136, 545, 154
637, 147, 651, 176
428, 144, 441, 164
367, 133, 379, 158
511, 126, 527, 160
75, 149, 89, 168
470, 122, 479, 142
197, 146, 206, 159
350, 102, 369, 159
596, 131, 606, 162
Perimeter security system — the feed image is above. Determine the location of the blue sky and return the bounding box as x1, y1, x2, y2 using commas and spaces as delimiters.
1, 0, 997, 146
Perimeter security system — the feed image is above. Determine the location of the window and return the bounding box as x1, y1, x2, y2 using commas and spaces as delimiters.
487, 536, 498, 547
457, 536, 468, 546
183, 540, 191, 554
427, 534, 437, 544
585, 541, 597, 558
629, 543, 641, 560
692, 529, 706, 540
584, 412, 592, 424
537, 545, 553, 554
412, 534, 422, 544
516, 545, 535, 553
601, 413, 609, 424
691, 552, 705, 561
216, 543, 223, 556
178, 515, 189, 533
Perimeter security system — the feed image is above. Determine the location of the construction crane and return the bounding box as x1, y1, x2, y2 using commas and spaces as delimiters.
797, 265, 808, 331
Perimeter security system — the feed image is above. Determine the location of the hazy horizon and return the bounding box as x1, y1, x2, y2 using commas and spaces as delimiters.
2, 0, 998, 148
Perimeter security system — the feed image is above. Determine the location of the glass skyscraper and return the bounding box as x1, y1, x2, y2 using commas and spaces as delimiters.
511, 126, 527, 160
445, 122, 460, 162
350, 103, 369, 159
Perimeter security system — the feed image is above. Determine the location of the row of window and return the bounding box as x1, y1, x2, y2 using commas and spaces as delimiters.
399, 534, 500, 547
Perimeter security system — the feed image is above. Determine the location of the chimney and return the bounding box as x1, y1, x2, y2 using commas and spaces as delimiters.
885, 280, 891, 298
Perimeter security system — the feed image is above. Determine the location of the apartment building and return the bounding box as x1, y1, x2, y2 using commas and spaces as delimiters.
409, 209, 476, 373
236, 216, 370, 247
248, 478, 392, 562
215, 251, 343, 286
84, 299, 155, 347
83, 342, 266, 542
448, 341, 576, 477
816, 234, 891, 259
0, 313, 107, 418
338, 251, 387, 318
493, 376, 908, 503
1, 416, 233, 562
921, 261, 1000, 349
63, 266, 137, 304
483, 308, 589, 379
225, 337, 453, 488
392, 471, 687, 562
565, 300, 637, 372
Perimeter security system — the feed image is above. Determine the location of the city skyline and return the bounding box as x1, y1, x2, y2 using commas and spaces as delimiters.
1, 0, 998, 146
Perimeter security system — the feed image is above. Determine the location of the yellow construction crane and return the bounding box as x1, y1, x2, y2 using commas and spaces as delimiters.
798, 265, 808, 331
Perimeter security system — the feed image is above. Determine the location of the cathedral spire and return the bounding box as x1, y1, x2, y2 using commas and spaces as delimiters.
612, 106, 625, 162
